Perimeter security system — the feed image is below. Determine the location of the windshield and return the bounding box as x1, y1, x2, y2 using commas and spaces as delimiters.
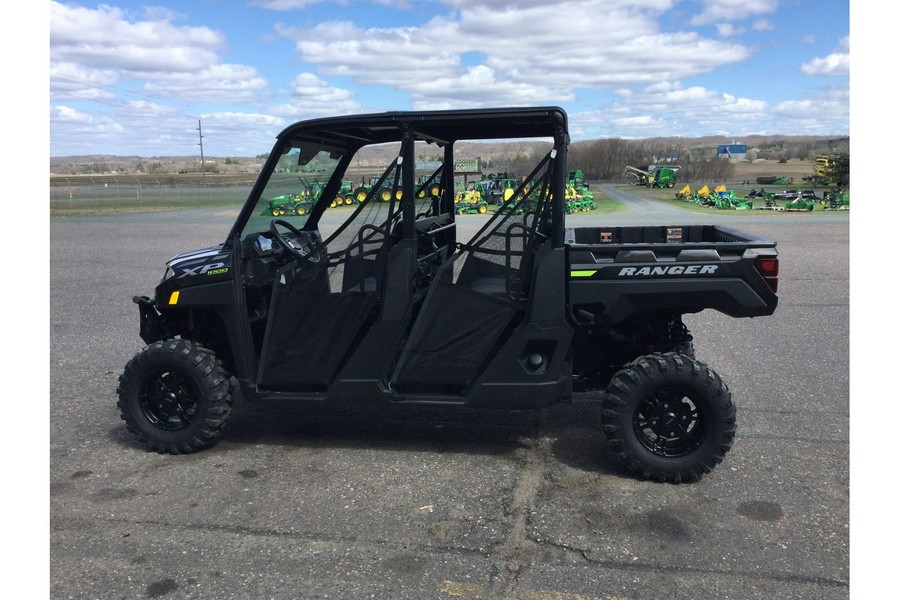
239, 143, 345, 239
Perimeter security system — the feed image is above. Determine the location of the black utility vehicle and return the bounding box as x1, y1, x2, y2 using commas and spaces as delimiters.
118, 107, 779, 482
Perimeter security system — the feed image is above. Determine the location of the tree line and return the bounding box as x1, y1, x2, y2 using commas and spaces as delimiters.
478, 139, 733, 184
479, 136, 848, 184
568, 138, 734, 184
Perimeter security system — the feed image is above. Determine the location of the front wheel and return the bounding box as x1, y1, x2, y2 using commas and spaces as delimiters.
602, 352, 735, 483
117, 340, 234, 454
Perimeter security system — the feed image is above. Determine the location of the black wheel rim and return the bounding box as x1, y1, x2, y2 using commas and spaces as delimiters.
633, 389, 706, 458
138, 370, 198, 431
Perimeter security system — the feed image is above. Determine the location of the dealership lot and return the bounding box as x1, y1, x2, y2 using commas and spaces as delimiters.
49, 191, 849, 599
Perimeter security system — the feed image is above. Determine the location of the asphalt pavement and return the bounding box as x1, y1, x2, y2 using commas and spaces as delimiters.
49, 187, 850, 599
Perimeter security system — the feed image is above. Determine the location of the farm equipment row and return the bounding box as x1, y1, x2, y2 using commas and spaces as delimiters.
455, 184, 596, 215
454, 169, 597, 215
262, 178, 363, 216
263, 176, 439, 217
676, 185, 752, 210
676, 185, 849, 212
750, 188, 849, 211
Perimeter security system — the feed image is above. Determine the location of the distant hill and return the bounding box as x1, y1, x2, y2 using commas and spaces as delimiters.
50, 135, 849, 177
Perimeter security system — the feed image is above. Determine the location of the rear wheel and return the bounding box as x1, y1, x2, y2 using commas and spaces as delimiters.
602, 352, 734, 483
117, 340, 234, 454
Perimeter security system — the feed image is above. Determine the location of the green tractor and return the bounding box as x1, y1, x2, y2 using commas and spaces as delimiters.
567, 169, 588, 187
567, 169, 595, 205
454, 182, 489, 214
323, 180, 358, 208
335, 180, 357, 206
478, 175, 520, 205
261, 177, 327, 216
714, 190, 752, 210
625, 165, 677, 189
563, 183, 595, 213
821, 189, 850, 210
347, 176, 395, 205
652, 167, 677, 189
262, 193, 313, 217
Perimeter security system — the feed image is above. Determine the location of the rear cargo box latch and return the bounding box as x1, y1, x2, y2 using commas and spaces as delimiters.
666, 227, 683, 243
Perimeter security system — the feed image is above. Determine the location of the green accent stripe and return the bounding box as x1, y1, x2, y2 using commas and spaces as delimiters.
570, 270, 597, 278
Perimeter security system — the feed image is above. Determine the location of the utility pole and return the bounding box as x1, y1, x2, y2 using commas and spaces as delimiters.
197, 119, 205, 176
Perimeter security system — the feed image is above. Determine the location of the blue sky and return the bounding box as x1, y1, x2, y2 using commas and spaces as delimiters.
48, 0, 850, 157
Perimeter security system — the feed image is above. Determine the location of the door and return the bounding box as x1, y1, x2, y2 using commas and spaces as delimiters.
256, 160, 407, 390
388, 148, 559, 393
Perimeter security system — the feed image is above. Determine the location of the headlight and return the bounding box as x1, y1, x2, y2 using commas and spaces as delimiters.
161, 267, 176, 284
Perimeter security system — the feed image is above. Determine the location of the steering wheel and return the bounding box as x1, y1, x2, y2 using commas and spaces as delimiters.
269, 219, 323, 264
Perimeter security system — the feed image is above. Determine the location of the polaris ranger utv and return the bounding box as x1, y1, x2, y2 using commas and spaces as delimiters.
117, 107, 779, 483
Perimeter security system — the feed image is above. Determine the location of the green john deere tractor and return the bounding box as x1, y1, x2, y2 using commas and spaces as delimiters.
263, 193, 313, 217
821, 189, 850, 210
625, 165, 677, 189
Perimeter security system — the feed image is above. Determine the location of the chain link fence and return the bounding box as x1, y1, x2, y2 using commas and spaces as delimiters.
50, 178, 254, 210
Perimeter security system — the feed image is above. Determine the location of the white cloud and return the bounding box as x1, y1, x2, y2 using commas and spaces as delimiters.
49, 1, 270, 110
194, 112, 288, 156
281, 1, 752, 109
770, 85, 849, 133
50, 1, 225, 72
141, 64, 269, 102
287, 22, 465, 99
252, 0, 334, 10
716, 23, 744, 37
51, 105, 94, 124
48, 0, 849, 154
691, 0, 779, 26
443, 0, 675, 9
50, 62, 118, 101
50, 105, 129, 156
410, 65, 573, 110
51, 99, 282, 157
272, 73, 365, 119
251, 0, 410, 13
571, 82, 772, 138
802, 37, 850, 76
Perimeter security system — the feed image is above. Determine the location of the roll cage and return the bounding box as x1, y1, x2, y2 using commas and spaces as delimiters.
227, 107, 571, 249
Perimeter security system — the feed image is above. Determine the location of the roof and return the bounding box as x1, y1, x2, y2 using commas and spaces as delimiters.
276, 106, 569, 149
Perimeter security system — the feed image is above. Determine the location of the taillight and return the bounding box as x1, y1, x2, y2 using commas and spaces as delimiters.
755, 257, 779, 293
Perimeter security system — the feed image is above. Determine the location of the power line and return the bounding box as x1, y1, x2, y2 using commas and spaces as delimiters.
197, 119, 205, 175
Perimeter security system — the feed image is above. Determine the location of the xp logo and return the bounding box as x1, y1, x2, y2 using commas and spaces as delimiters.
178, 262, 227, 277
